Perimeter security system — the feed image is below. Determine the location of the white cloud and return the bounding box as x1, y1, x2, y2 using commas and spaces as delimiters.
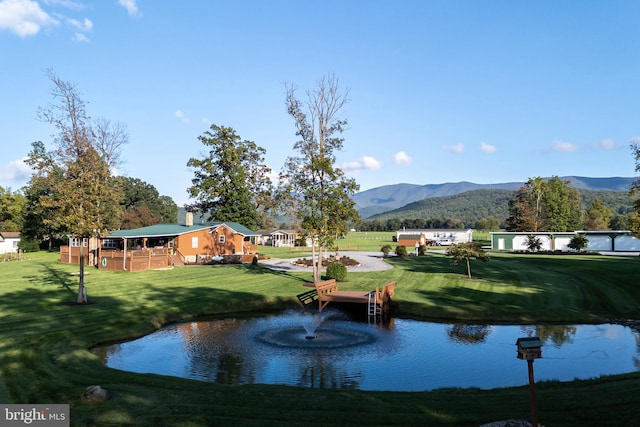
71, 31, 88, 42
393, 151, 412, 165
443, 142, 464, 154
118, 0, 140, 17
341, 156, 382, 174
174, 109, 189, 123
0, 0, 59, 37
592, 139, 617, 150
552, 140, 578, 153
480, 141, 496, 154
66, 15, 91, 31
0, 158, 33, 184
361, 156, 382, 171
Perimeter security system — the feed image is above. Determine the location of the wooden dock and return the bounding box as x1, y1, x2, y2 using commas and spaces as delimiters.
297, 279, 396, 318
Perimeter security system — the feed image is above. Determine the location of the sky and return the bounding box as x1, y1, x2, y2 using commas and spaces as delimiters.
1, 0, 639, 206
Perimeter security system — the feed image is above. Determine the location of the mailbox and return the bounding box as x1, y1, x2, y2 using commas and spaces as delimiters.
516, 337, 542, 360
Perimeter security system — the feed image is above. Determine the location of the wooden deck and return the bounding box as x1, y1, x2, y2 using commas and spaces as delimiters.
299, 279, 396, 316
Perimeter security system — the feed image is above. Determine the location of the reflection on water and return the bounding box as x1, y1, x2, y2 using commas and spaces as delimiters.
93, 310, 640, 391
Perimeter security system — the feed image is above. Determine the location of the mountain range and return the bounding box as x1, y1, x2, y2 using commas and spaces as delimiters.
354, 176, 637, 218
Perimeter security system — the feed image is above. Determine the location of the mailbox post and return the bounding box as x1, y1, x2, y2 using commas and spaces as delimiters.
516, 337, 542, 427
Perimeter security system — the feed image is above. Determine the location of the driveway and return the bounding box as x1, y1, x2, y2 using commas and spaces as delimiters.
259, 251, 393, 272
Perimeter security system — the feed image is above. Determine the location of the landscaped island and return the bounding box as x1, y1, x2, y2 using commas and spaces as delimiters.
0, 249, 638, 426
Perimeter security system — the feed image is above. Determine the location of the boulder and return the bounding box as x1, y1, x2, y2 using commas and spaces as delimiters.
81, 385, 110, 402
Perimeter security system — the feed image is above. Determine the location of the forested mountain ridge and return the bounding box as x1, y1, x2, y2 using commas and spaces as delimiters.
355, 176, 636, 219
367, 188, 634, 227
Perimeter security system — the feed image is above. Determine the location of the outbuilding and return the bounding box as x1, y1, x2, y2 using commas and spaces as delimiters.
490, 230, 640, 252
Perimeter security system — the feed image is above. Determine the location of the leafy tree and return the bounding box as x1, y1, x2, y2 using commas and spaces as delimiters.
31, 71, 122, 303
583, 199, 612, 230
506, 176, 582, 232
543, 176, 582, 231
568, 234, 589, 252
0, 186, 26, 232
115, 176, 178, 225
187, 124, 273, 230
278, 75, 360, 283
475, 216, 500, 231
445, 242, 489, 279
22, 146, 67, 251
525, 234, 543, 252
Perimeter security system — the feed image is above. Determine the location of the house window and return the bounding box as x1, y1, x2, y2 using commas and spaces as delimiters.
102, 239, 117, 249
70, 238, 87, 247
219, 235, 225, 243
192, 237, 198, 248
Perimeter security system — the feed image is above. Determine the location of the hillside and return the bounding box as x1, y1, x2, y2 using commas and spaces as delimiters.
354, 176, 637, 217
367, 188, 635, 227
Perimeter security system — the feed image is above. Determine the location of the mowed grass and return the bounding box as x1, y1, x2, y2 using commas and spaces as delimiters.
0, 250, 639, 426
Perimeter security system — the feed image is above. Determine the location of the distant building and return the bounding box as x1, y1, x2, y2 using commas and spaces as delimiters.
490, 231, 640, 252
0, 231, 20, 254
396, 229, 473, 247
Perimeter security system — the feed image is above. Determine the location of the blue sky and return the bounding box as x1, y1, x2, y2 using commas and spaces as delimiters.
1, 0, 639, 206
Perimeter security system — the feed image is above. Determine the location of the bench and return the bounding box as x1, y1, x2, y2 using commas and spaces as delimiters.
314, 279, 396, 313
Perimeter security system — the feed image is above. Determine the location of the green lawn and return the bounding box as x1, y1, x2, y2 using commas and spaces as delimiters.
1, 250, 639, 426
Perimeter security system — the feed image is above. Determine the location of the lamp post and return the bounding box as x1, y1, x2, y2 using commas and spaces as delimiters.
516, 337, 542, 427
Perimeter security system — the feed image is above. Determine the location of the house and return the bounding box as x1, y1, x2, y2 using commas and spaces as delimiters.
396, 229, 474, 247
0, 231, 20, 254
266, 229, 300, 247
61, 213, 261, 272
490, 230, 640, 252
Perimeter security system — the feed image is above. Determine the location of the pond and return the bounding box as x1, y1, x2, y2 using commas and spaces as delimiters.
93, 310, 640, 391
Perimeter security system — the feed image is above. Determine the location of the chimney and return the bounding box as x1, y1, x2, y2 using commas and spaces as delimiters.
186, 212, 194, 226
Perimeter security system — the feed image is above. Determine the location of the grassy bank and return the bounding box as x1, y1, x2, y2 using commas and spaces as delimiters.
0, 251, 639, 426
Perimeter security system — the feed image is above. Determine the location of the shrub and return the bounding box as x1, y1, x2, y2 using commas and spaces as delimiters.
380, 244, 392, 257
252, 255, 259, 266
395, 245, 408, 257
18, 237, 40, 252
418, 244, 427, 256
326, 261, 347, 281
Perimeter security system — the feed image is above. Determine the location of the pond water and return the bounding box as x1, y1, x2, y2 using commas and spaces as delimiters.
93, 310, 640, 391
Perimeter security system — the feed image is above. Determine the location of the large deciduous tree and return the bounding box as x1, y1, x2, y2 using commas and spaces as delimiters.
505, 176, 582, 232
278, 75, 360, 283
583, 199, 612, 230
0, 186, 26, 232
29, 71, 122, 303
187, 124, 273, 230
115, 176, 178, 226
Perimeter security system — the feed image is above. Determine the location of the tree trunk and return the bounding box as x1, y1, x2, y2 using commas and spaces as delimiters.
77, 242, 87, 304
466, 258, 472, 279
312, 239, 321, 283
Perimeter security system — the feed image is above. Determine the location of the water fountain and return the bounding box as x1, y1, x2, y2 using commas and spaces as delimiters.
255, 310, 378, 349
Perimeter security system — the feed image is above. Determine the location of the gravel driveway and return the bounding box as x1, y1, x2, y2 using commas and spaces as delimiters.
259, 251, 393, 272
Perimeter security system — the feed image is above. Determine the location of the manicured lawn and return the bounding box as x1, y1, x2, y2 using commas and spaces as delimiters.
0, 251, 639, 426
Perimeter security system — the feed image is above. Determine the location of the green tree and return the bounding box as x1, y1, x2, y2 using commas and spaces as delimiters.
475, 216, 500, 231
0, 186, 26, 232
525, 234, 543, 252
583, 199, 612, 230
445, 242, 489, 279
22, 144, 67, 251
187, 124, 272, 230
543, 176, 582, 231
32, 71, 122, 303
568, 234, 589, 252
115, 176, 178, 225
279, 75, 360, 283
506, 176, 582, 232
